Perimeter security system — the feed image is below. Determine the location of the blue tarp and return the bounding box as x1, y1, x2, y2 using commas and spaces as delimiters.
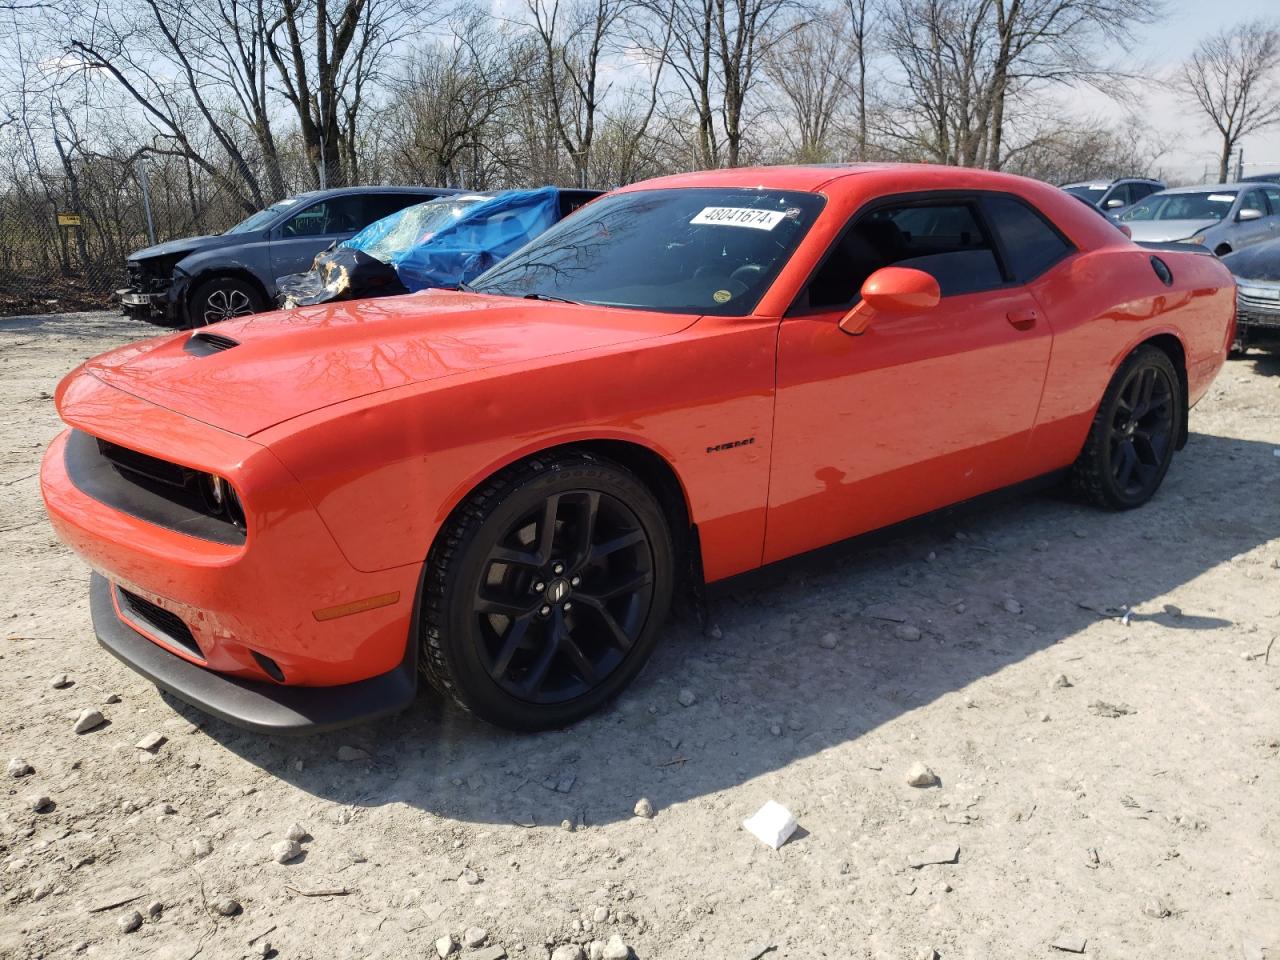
341, 187, 562, 292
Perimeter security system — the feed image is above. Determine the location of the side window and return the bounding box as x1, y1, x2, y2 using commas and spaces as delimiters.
1263, 187, 1280, 215
1134, 182, 1159, 201
981, 195, 1072, 282
1240, 190, 1266, 216
364, 194, 425, 225
801, 199, 1004, 310
278, 196, 365, 237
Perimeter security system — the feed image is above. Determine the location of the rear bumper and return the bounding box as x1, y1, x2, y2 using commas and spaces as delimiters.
91, 573, 417, 734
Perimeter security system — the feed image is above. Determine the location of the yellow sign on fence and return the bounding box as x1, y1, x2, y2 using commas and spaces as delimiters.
56, 212, 82, 227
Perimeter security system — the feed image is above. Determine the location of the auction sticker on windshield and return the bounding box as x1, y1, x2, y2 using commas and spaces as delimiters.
691, 207, 787, 230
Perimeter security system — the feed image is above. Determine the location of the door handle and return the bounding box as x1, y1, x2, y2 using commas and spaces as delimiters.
1007, 308, 1038, 330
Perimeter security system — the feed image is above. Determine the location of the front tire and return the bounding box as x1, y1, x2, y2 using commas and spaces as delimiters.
1071, 345, 1183, 509
187, 276, 265, 328
421, 451, 674, 730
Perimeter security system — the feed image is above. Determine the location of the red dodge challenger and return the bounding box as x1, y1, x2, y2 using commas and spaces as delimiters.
41, 165, 1235, 733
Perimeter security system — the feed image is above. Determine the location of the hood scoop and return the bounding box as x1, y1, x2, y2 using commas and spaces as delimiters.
183, 331, 240, 357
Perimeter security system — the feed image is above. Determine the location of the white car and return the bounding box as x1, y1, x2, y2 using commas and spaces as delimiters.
1119, 183, 1280, 255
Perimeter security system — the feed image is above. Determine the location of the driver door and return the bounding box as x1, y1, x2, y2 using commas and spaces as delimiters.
763, 194, 1058, 563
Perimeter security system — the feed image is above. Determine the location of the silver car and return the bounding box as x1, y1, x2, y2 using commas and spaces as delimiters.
1119, 183, 1280, 255
1061, 177, 1164, 217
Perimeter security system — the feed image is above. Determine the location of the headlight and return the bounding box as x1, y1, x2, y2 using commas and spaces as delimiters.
1185, 234, 1206, 245
202, 473, 246, 529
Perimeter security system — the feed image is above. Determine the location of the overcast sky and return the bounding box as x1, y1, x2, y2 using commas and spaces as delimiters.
1089, 0, 1280, 182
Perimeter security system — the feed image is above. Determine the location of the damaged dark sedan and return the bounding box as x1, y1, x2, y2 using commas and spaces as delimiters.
1224, 237, 1280, 353
276, 187, 602, 309
119, 186, 456, 328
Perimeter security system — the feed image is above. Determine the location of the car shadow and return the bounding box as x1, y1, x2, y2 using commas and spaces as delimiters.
174, 430, 1278, 827
0, 311, 145, 338
1237, 351, 1280, 377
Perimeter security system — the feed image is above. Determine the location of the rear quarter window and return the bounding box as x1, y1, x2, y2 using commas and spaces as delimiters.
981, 196, 1073, 282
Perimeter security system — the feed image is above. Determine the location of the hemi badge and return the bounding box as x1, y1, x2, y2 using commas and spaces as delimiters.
706, 437, 756, 454
312, 591, 401, 622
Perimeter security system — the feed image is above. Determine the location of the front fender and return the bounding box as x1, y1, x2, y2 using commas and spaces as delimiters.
176, 241, 274, 298
255, 319, 780, 583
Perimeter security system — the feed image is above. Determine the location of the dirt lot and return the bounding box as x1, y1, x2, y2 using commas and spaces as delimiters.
1, 311, 1278, 960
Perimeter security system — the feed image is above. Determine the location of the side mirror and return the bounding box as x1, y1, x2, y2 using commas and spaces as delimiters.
1238, 207, 1264, 222
1104, 197, 1125, 209
838, 267, 941, 336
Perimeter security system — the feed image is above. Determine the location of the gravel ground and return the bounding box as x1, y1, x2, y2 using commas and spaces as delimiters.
2, 311, 1278, 960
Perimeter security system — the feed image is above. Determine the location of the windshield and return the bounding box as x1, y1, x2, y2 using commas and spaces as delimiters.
341, 194, 491, 263
1064, 185, 1106, 204
1121, 191, 1236, 222
469, 188, 825, 315
223, 197, 306, 235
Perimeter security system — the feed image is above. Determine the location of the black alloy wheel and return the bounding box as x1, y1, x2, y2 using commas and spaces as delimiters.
476, 490, 654, 704
421, 451, 674, 729
1072, 344, 1183, 509
1106, 362, 1175, 500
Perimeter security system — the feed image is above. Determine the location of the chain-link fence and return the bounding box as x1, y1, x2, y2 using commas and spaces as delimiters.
0, 159, 259, 318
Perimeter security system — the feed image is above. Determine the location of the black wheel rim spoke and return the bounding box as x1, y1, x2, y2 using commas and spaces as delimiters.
589, 528, 645, 564
474, 486, 654, 704
572, 594, 636, 652
490, 612, 536, 680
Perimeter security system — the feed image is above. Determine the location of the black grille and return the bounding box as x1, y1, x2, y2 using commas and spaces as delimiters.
67, 431, 246, 545
97, 438, 193, 488
1237, 294, 1280, 328
117, 586, 203, 659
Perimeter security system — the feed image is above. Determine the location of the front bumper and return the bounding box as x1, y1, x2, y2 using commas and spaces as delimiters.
118, 288, 181, 326
41, 372, 425, 730
91, 574, 417, 734
1236, 286, 1280, 344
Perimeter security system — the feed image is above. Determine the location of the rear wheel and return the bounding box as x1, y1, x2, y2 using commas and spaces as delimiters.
187, 276, 264, 327
421, 451, 674, 729
1071, 345, 1183, 509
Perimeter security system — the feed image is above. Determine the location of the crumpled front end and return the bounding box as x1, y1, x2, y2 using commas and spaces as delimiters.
119, 256, 184, 326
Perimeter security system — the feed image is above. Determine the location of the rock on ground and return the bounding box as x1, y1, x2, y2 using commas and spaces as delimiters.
906, 762, 940, 787
72, 708, 104, 733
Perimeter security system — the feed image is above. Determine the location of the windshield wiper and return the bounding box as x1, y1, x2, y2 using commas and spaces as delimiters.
456, 281, 475, 292
523, 292, 579, 305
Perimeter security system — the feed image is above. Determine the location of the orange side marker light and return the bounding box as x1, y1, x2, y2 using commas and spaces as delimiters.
312, 591, 401, 622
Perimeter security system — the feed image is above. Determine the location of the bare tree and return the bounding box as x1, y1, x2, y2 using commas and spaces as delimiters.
265, 0, 433, 187
637, 0, 790, 167
985, 0, 1160, 170
763, 13, 852, 161
883, 0, 996, 166
378, 15, 523, 187
525, 0, 626, 187
842, 0, 874, 159
1178, 19, 1280, 182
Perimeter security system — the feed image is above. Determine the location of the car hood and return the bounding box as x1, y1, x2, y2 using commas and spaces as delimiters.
83, 290, 698, 436
129, 233, 242, 264
1121, 220, 1216, 243
1223, 238, 1280, 280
